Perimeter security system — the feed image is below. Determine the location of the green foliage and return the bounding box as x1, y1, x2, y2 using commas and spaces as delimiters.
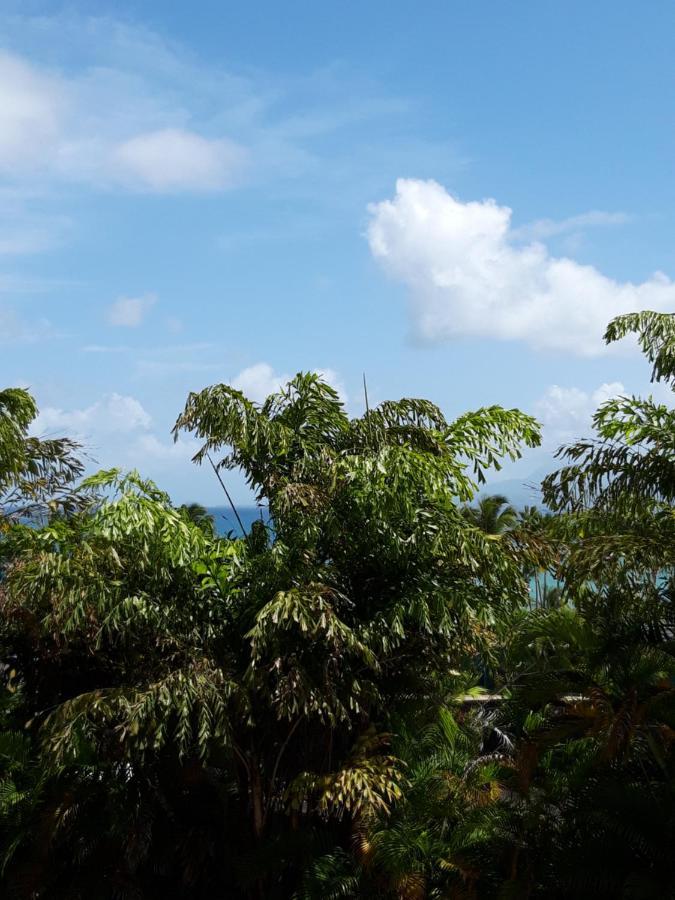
463, 494, 518, 536
604, 310, 675, 384
178, 502, 216, 535
2, 310, 675, 898
0, 387, 86, 525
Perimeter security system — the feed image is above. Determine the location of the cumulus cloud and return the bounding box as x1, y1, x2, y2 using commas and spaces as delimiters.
110, 128, 246, 192
30, 389, 205, 476
232, 363, 347, 404
535, 381, 625, 445
368, 179, 675, 355
106, 293, 157, 327
34, 393, 152, 440
231, 363, 291, 402
314, 368, 348, 404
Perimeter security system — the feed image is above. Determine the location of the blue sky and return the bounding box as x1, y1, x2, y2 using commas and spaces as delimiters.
2, 1, 675, 503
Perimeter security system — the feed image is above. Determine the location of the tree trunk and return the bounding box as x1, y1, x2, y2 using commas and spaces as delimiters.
249, 762, 266, 900
250, 765, 264, 840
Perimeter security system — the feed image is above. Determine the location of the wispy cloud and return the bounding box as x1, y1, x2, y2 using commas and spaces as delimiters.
110, 128, 247, 193
106, 293, 157, 327
0, 306, 63, 343
0, 208, 71, 256
136, 360, 222, 376
82, 343, 131, 354
0, 50, 65, 175
512, 210, 631, 242
165, 316, 184, 334
0, 46, 249, 195
0, 12, 434, 199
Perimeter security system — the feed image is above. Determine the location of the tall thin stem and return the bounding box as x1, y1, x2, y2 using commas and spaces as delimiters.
207, 451, 246, 535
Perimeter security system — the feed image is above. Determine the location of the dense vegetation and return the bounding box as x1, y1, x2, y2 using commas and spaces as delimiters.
1, 310, 674, 899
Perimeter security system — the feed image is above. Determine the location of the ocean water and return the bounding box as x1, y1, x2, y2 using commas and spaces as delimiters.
207, 506, 268, 537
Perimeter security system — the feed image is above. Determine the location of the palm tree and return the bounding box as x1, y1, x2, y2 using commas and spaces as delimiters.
464, 494, 518, 536
178, 501, 215, 535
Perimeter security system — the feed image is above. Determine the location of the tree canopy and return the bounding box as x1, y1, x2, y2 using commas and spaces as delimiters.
1, 310, 674, 898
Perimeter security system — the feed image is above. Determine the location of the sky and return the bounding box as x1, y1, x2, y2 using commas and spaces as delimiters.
2, 1, 675, 504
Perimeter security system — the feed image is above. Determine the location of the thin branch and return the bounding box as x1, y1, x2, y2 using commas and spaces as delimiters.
232, 742, 250, 777
264, 716, 303, 823
206, 452, 246, 535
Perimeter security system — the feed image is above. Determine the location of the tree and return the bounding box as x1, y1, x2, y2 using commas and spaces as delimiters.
178, 502, 216, 536
0, 387, 85, 527
0, 387, 92, 895
502, 311, 675, 896
9, 312, 675, 898
463, 494, 518, 536
0, 376, 540, 898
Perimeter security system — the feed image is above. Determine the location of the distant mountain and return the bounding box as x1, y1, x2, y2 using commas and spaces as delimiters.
478, 478, 543, 509
480, 464, 555, 509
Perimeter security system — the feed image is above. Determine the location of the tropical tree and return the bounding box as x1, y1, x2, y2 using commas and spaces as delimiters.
0, 387, 92, 895
0, 376, 540, 898
178, 501, 216, 535
297, 697, 510, 899
0, 387, 85, 527
8, 303, 674, 900
463, 494, 518, 536
497, 310, 675, 897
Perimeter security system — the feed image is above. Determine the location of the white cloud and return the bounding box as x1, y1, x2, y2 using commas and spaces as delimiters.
314, 368, 348, 404
106, 293, 157, 327
0, 307, 61, 343
367, 179, 675, 355
30, 389, 203, 478
110, 128, 246, 192
535, 381, 625, 445
136, 433, 200, 461
231, 363, 291, 402
0, 51, 65, 173
0, 49, 246, 194
34, 393, 152, 440
512, 210, 630, 242
0, 20, 421, 202
82, 343, 130, 353
231, 363, 347, 404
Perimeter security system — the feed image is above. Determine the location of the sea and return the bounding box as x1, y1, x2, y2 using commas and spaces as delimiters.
207, 506, 268, 537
